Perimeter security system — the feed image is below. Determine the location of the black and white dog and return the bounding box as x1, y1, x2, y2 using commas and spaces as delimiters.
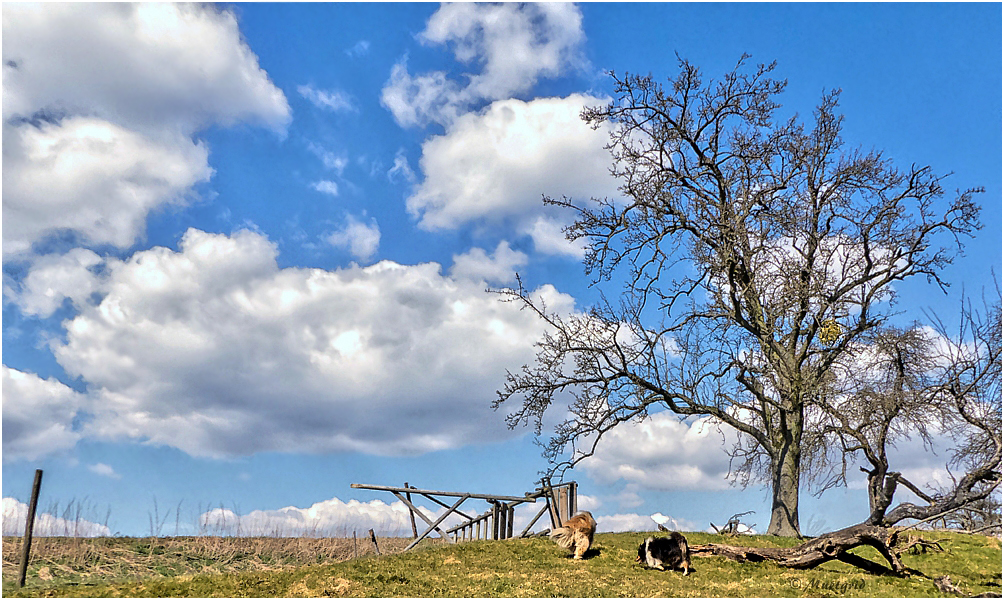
636, 532, 691, 575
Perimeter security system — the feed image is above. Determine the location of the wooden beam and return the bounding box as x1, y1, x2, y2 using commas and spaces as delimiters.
352, 483, 529, 503
419, 492, 474, 521
557, 486, 569, 524
519, 501, 552, 538
404, 483, 418, 539
404, 494, 470, 551
391, 491, 454, 545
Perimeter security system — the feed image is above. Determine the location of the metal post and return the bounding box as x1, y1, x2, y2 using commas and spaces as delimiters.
18, 469, 43, 588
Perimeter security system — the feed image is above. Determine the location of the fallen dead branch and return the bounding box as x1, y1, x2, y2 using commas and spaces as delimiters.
691, 523, 913, 576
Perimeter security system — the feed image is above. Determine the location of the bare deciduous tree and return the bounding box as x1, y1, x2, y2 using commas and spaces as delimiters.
493, 55, 983, 536
815, 285, 1000, 531
689, 290, 999, 574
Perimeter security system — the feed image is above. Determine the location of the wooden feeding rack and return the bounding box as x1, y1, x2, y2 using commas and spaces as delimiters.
350, 477, 577, 551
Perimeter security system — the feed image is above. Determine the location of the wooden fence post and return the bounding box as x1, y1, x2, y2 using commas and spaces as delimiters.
542, 477, 561, 529
557, 485, 569, 524
404, 482, 418, 539
368, 529, 381, 555
18, 469, 43, 588
499, 504, 508, 539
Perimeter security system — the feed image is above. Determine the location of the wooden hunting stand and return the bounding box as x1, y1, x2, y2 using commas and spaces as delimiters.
350, 477, 577, 551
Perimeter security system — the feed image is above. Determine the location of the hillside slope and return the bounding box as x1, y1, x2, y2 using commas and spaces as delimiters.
4, 531, 1001, 597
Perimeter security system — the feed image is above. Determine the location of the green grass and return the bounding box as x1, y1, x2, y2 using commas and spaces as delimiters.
4, 531, 1001, 597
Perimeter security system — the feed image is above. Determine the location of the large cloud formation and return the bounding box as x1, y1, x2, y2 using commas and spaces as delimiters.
194, 494, 672, 537
408, 94, 619, 256
23, 229, 574, 458
1, 3, 289, 258
381, 3, 585, 128
2, 367, 87, 462
2, 498, 112, 537
579, 413, 739, 491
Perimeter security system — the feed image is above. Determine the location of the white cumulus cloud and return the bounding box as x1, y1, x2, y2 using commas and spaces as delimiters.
2, 366, 87, 461
1, 3, 290, 132
450, 241, 528, 285
594, 513, 662, 533
381, 3, 585, 127
407, 94, 618, 256
46, 228, 575, 459
199, 497, 428, 537
3, 117, 212, 257
10, 248, 104, 318
326, 215, 381, 262
579, 412, 739, 492
197, 493, 565, 538
87, 463, 122, 479
1, 3, 289, 259
2, 498, 112, 537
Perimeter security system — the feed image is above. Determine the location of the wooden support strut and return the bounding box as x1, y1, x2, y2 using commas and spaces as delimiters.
403, 493, 470, 551
519, 501, 553, 538
404, 482, 418, 539
417, 492, 475, 522
390, 491, 455, 546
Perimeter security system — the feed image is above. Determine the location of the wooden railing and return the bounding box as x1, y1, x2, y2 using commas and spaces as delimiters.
350, 477, 578, 550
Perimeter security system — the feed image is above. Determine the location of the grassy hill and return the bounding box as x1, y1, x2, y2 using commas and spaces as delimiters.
3, 531, 1001, 597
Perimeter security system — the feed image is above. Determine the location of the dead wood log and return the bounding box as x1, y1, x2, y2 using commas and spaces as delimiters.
935, 576, 965, 596
691, 523, 911, 576
934, 575, 1002, 598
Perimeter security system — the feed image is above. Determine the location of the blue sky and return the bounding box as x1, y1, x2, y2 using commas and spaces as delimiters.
2, 3, 1000, 538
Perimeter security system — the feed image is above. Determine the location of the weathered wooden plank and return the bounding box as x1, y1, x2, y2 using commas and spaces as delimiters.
391, 491, 454, 545
543, 480, 562, 529
404, 482, 418, 539
519, 501, 552, 538
557, 486, 569, 524
419, 492, 474, 521
404, 493, 470, 551
352, 483, 529, 503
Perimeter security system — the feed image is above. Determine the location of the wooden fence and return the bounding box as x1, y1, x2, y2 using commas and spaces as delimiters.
350, 477, 577, 551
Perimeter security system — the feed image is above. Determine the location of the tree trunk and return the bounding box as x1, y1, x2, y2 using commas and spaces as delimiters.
691, 523, 908, 575
767, 408, 802, 537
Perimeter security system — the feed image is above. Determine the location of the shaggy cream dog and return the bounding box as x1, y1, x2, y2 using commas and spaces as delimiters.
549, 511, 596, 560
